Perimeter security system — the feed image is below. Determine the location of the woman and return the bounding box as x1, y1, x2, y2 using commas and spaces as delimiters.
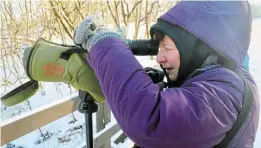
74, 1, 259, 147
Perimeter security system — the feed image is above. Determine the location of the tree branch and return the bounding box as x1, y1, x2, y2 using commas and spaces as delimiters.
49, 1, 72, 39
74, 1, 84, 19
114, 1, 120, 27
147, 1, 157, 17
139, 1, 157, 22
120, 1, 127, 26
124, 1, 129, 15
106, 1, 119, 28
127, 0, 142, 18
54, 1, 74, 31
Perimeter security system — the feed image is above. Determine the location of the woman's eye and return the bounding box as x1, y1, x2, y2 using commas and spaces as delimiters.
165, 47, 173, 51
159, 45, 173, 52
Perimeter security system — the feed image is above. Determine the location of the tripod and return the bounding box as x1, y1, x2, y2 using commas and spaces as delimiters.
78, 90, 99, 148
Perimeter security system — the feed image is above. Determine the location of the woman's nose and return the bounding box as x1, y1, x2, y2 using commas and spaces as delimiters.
156, 52, 167, 64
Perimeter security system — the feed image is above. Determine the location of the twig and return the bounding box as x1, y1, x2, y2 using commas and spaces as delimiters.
106, 1, 119, 28
49, 1, 73, 39
74, 1, 84, 20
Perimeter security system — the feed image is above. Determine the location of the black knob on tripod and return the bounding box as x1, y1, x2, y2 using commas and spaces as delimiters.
78, 90, 98, 113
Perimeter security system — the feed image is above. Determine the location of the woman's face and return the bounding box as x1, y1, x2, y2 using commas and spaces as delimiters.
156, 35, 180, 81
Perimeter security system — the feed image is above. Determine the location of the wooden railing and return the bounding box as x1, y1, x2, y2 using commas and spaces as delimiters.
0, 93, 127, 147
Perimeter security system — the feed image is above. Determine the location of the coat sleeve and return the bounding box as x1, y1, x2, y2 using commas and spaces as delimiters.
87, 38, 241, 146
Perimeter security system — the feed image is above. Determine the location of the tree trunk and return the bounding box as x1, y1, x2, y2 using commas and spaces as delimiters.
133, 1, 142, 39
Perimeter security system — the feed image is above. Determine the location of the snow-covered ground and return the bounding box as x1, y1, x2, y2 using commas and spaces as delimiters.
1, 18, 261, 148
249, 18, 261, 148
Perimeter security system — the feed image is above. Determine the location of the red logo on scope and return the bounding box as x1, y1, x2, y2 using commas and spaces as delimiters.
44, 63, 65, 78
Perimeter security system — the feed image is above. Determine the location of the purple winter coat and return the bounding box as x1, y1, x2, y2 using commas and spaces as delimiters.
87, 1, 260, 148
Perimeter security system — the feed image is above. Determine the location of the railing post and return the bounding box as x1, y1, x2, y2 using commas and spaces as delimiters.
96, 101, 111, 148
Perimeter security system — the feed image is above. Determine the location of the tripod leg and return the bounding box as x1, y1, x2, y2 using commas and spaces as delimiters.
85, 103, 93, 148
78, 90, 98, 148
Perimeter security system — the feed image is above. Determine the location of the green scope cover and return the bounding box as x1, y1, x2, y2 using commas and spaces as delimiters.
1, 38, 105, 106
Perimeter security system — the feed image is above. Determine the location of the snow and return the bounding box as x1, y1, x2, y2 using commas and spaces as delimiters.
1, 19, 261, 148
249, 18, 261, 148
